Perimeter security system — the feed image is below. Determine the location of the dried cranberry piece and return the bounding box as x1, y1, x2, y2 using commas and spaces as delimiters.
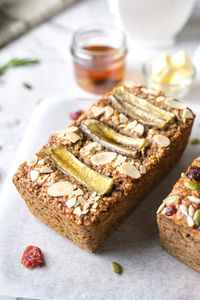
69, 110, 84, 121
22, 246, 44, 269
187, 166, 200, 182
165, 205, 177, 216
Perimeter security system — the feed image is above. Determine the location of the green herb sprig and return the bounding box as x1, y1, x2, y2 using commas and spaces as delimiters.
0, 59, 39, 76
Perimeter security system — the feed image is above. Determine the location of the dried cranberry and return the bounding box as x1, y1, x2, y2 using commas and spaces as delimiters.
165, 205, 177, 216
22, 246, 44, 269
69, 110, 84, 121
187, 166, 200, 182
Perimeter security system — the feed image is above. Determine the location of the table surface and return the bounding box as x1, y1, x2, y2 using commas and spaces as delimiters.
0, 0, 200, 299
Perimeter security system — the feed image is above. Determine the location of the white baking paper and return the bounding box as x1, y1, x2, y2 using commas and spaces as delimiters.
0, 97, 200, 300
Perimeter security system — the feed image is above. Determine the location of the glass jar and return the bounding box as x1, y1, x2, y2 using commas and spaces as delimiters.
71, 25, 127, 94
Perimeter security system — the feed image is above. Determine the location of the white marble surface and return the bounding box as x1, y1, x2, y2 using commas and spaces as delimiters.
0, 0, 200, 299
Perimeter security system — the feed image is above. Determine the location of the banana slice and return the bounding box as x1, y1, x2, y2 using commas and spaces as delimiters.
112, 92, 175, 129
49, 147, 113, 195
81, 119, 145, 158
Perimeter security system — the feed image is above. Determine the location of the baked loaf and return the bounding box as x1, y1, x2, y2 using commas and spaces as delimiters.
13, 82, 194, 252
157, 157, 200, 272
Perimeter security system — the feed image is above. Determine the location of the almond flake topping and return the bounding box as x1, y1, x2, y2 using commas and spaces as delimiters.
118, 163, 141, 179
153, 134, 170, 147
187, 215, 194, 227
165, 99, 186, 110
133, 124, 144, 136
26, 154, 38, 166
124, 81, 135, 88
182, 108, 193, 119
119, 113, 128, 124
30, 170, 39, 181
140, 165, 146, 174
126, 120, 137, 129
39, 166, 54, 174
188, 205, 195, 217
66, 197, 76, 208
91, 152, 117, 166
156, 202, 165, 214
73, 206, 82, 217
47, 181, 74, 197
38, 159, 44, 165
57, 126, 79, 135
141, 87, 159, 96
188, 196, 200, 204
156, 96, 165, 102
180, 204, 188, 215
113, 155, 127, 167
72, 189, 84, 197
63, 132, 80, 143
91, 106, 105, 117
84, 142, 100, 152
104, 106, 114, 118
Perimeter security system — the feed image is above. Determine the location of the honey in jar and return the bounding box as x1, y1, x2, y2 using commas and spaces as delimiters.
71, 26, 127, 94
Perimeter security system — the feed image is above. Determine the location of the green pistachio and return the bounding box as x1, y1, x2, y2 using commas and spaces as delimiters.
184, 181, 200, 190
189, 138, 200, 145
111, 262, 122, 274
194, 210, 200, 226
165, 195, 179, 205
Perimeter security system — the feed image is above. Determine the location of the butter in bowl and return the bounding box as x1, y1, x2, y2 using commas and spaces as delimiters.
142, 51, 196, 98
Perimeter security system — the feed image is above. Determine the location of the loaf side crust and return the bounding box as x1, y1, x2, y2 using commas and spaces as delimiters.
13, 83, 194, 252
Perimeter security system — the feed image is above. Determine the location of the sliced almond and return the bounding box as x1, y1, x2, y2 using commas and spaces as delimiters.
104, 106, 114, 118
180, 204, 188, 215
82, 209, 89, 215
188, 205, 195, 217
73, 206, 82, 216
47, 181, 74, 197
113, 155, 127, 167
26, 154, 38, 167
187, 215, 194, 227
72, 189, 84, 196
188, 196, 200, 204
83, 202, 90, 210
141, 87, 159, 96
133, 124, 144, 136
38, 159, 44, 165
30, 170, 39, 181
126, 120, 137, 129
63, 132, 80, 143
153, 134, 170, 147
116, 86, 125, 94
165, 99, 186, 110
118, 163, 141, 179
91, 106, 105, 117
156, 202, 165, 214
156, 96, 165, 102
124, 81, 135, 88
182, 108, 193, 119
119, 113, 128, 123
91, 152, 117, 166
66, 197, 76, 208
39, 166, 54, 174
140, 165, 146, 174
57, 126, 78, 135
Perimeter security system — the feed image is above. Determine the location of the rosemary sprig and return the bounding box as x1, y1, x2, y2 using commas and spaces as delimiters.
0, 59, 39, 76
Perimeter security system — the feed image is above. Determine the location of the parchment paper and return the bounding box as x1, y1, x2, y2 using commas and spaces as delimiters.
0, 97, 200, 300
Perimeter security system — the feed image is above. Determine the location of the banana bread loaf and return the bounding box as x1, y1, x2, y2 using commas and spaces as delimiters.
157, 156, 200, 272
13, 82, 194, 252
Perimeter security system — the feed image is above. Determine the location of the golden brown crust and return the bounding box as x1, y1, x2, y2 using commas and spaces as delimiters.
13, 83, 194, 252
157, 156, 200, 271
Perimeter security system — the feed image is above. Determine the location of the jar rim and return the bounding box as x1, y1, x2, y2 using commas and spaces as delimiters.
71, 24, 127, 62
